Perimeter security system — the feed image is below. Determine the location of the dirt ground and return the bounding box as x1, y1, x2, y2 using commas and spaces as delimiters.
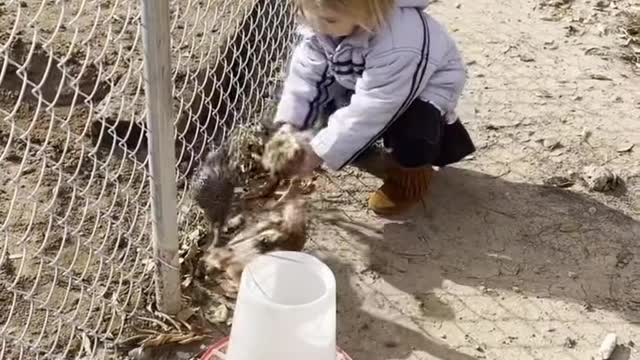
1, 0, 639, 358
0, 0, 269, 358
303, 0, 640, 359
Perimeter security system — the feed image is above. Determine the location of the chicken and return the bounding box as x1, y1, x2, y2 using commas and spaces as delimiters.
259, 128, 314, 204
238, 198, 307, 253
192, 143, 235, 248
202, 199, 307, 287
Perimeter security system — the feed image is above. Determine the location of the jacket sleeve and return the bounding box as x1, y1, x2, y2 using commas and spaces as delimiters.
310, 50, 433, 170
274, 36, 333, 130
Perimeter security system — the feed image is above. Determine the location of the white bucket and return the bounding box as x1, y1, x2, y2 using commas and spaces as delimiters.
225, 251, 337, 360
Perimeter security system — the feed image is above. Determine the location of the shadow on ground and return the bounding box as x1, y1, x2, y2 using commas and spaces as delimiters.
319, 167, 640, 359
379, 167, 640, 319
321, 256, 479, 360
323, 257, 475, 360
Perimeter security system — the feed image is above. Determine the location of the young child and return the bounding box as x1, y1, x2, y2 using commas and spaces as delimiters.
274, 0, 475, 215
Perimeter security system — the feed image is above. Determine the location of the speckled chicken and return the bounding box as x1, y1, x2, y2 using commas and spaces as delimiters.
202, 199, 308, 287
192, 143, 235, 248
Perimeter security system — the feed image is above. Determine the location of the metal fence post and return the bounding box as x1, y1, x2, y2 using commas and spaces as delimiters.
140, 0, 182, 314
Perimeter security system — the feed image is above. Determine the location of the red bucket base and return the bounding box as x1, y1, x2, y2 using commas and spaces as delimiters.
200, 337, 353, 360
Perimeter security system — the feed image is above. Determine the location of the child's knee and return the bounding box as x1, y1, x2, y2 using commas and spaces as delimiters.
384, 102, 445, 167
390, 139, 441, 168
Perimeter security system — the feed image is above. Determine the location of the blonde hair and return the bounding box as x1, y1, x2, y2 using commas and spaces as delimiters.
293, 0, 395, 32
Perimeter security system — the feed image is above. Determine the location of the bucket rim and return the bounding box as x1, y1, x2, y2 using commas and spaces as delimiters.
241, 251, 337, 310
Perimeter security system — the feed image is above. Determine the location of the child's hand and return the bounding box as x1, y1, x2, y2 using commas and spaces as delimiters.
277, 123, 314, 144
284, 126, 322, 177
295, 142, 323, 177
277, 123, 298, 135
278, 123, 321, 174
266, 122, 322, 178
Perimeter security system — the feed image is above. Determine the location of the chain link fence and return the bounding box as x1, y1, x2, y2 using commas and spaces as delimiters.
0, 0, 296, 358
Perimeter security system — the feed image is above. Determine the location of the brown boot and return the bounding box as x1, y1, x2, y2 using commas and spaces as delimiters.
368, 165, 433, 216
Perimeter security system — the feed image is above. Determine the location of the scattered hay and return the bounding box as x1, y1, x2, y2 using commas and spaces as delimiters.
201, 198, 308, 291
226, 124, 270, 179
118, 301, 220, 360
620, 10, 640, 70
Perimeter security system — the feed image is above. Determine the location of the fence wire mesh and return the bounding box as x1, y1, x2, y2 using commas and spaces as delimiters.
0, 0, 296, 358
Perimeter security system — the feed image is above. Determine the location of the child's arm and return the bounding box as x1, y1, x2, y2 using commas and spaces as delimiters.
274, 35, 332, 131
309, 50, 446, 170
